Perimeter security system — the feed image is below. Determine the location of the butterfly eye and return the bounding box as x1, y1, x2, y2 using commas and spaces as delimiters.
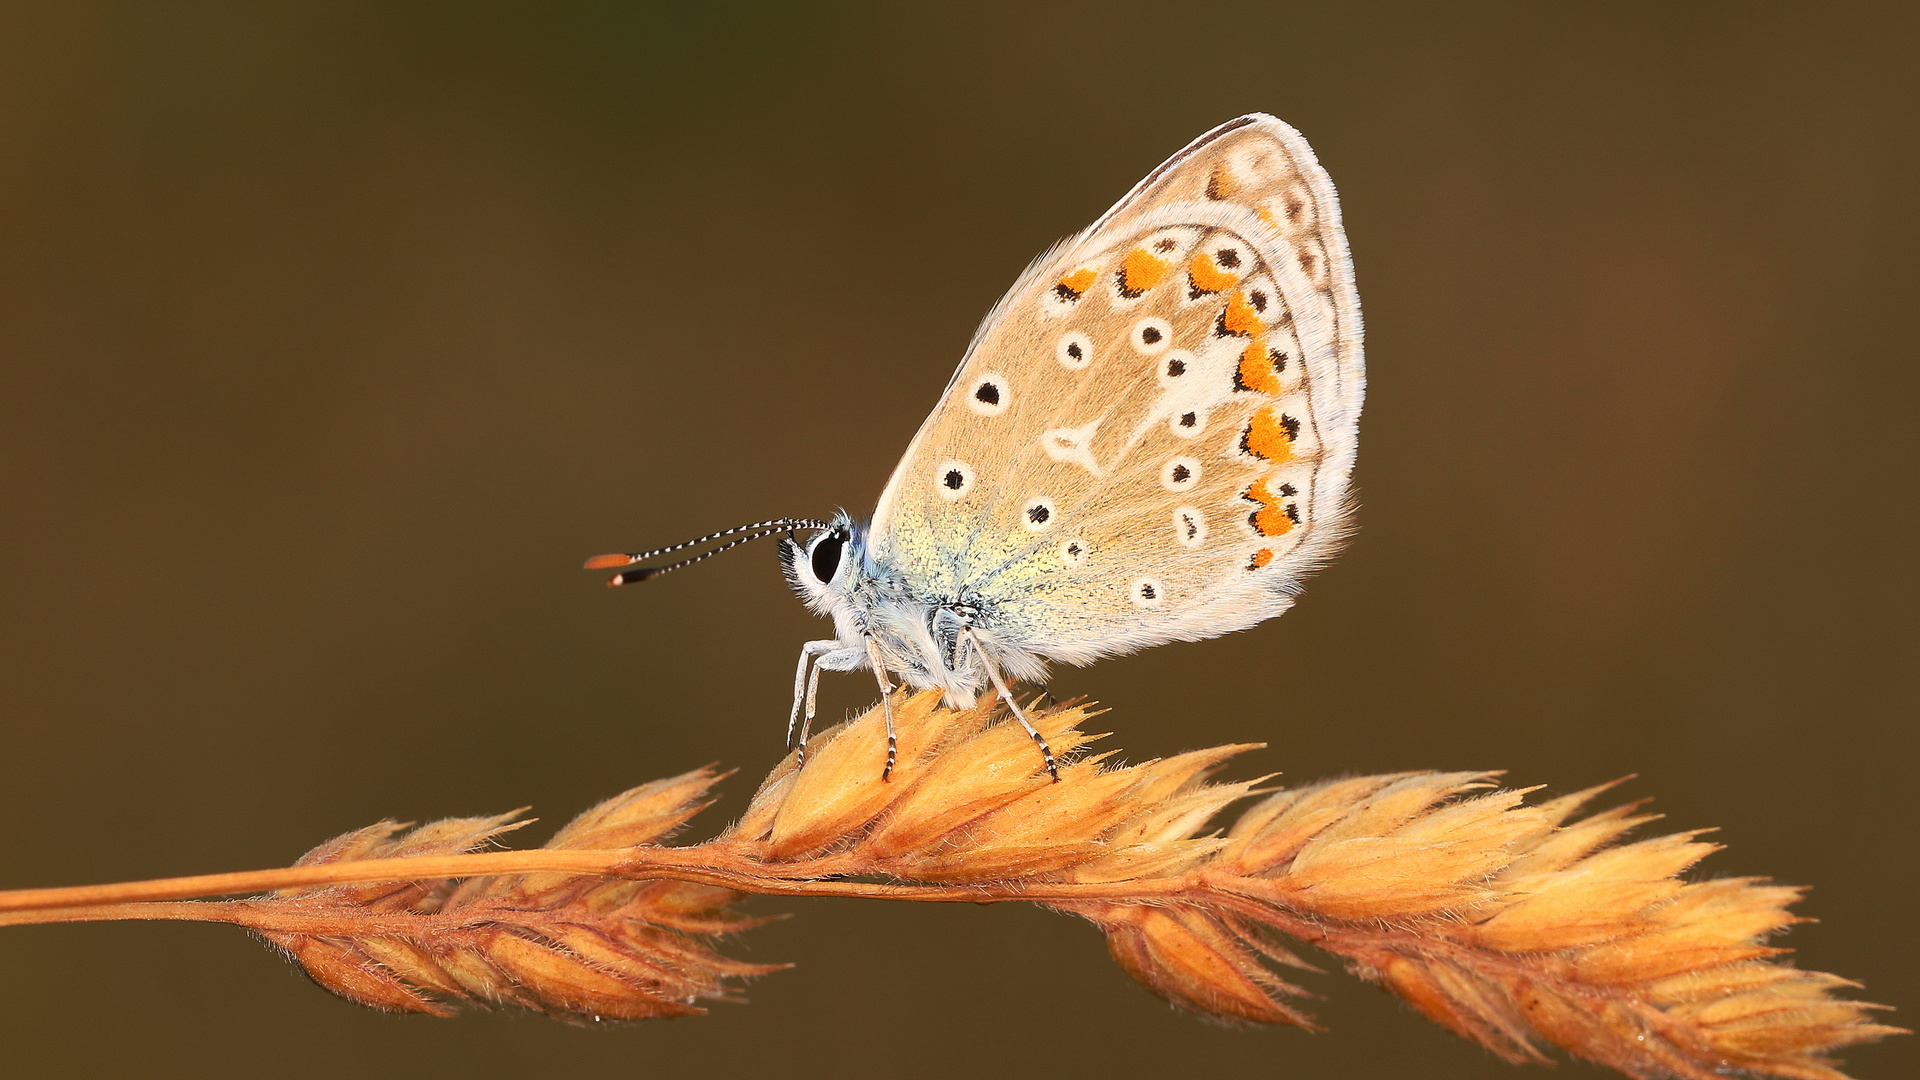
808, 528, 849, 584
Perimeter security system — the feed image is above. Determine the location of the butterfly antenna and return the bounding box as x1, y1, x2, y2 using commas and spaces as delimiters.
584, 518, 829, 587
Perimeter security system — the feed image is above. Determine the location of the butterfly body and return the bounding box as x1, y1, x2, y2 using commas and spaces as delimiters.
595, 114, 1362, 775
782, 509, 1053, 710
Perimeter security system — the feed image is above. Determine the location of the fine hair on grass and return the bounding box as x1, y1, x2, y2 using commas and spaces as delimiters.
0, 691, 1901, 1079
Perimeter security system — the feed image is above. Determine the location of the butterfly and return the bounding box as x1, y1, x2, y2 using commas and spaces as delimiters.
589, 114, 1364, 782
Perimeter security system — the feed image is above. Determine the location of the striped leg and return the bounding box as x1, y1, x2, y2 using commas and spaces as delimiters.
960, 628, 1058, 781
864, 636, 898, 782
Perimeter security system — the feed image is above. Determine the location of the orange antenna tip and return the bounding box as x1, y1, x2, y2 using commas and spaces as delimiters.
605, 574, 626, 588
583, 553, 633, 570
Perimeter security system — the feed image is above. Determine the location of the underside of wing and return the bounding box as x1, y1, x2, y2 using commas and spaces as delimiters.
869, 114, 1364, 663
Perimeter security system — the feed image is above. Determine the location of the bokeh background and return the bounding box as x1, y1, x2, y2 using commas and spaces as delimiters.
1, 3, 1912, 1077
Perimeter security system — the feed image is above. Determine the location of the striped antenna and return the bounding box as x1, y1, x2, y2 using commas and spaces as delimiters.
583, 518, 830, 587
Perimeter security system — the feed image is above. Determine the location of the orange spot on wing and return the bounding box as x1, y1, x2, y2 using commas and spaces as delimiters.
1251, 507, 1293, 538
1205, 164, 1240, 200
1237, 337, 1282, 394
1246, 476, 1297, 538
1222, 290, 1263, 336
1256, 206, 1279, 227
1120, 246, 1172, 295
1056, 267, 1097, 297
1249, 548, 1275, 569
1241, 406, 1296, 464
1188, 252, 1238, 294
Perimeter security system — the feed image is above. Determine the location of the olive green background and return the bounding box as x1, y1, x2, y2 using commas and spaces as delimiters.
1, 3, 1912, 1078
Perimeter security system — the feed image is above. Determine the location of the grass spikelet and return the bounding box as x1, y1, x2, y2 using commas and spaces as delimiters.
0, 694, 1900, 1078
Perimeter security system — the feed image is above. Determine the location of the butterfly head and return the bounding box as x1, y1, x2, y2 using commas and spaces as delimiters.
779, 511, 869, 618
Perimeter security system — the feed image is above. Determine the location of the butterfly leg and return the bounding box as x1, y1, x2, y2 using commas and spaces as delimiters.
960, 628, 1059, 782
799, 647, 839, 765
864, 636, 899, 782
789, 639, 840, 764
795, 644, 868, 767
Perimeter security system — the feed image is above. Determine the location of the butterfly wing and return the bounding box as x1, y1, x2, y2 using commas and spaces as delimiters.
868, 114, 1363, 666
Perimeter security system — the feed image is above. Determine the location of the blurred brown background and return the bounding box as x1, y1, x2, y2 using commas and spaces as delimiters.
1, 2, 1912, 1077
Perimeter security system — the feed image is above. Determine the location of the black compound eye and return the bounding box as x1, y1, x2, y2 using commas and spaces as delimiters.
809, 529, 847, 584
